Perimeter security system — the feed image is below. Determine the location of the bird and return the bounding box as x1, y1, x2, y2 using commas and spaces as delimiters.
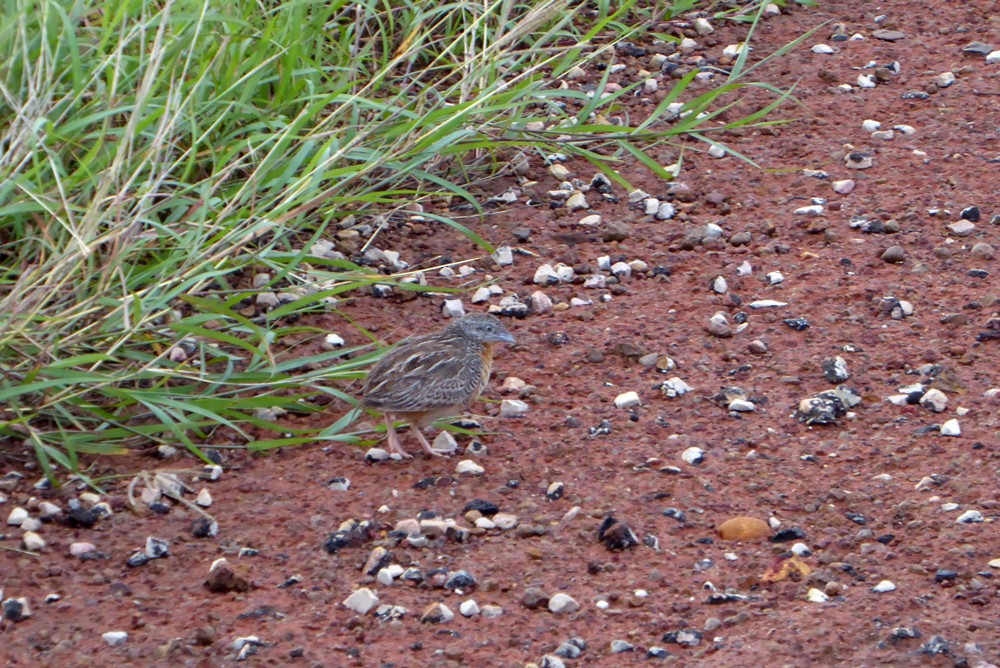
361, 313, 516, 458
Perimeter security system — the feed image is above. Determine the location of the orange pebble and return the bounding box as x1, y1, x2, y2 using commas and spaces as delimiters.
717, 516, 771, 541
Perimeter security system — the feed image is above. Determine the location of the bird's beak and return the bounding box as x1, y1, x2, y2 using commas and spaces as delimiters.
496, 331, 516, 345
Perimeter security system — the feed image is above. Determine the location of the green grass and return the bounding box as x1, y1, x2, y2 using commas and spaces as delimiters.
0, 0, 811, 484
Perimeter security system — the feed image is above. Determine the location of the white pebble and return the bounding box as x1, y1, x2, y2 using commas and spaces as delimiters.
935, 71, 956, 88
70, 542, 96, 557
343, 587, 380, 614
491, 246, 513, 266
6, 507, 28, 526
455, 460, 485, 475
578, 214, 602, 227
857, 74, 877, 88
893, 124, 915, 135
610, 262, 632, 279
441, 299, 465, 319
708, 145, 726, 158
871, 580, 896, 593
940, 419, 961, 437
323, 333, 345, 349
493, 514, 518, 530
871, 130, 894, 141
736, 261, 753, 276
832, 179, 855, 194
102, 631, 128, 647
712, 276, 728, 294
766, 271, 784, 285
471, 287, 492, 303
533, 264, 560, 286
195, 488, 213, 507
681, 447, 705, 465
811, 44, 834, 54
460, 600, 480, 617
661, 377, 693, 397
529, 291, 553, 314
565, 191, 588, 210
729, 399, 756, 412
500, 399, 529, 418
986, 51, 1000, 64
919, 388, 947, 413
694, 17, 714, 35
807, 588, 829, 603
614, 391, 641, 410
432, 431, 458, 454
655, 202, 675, 220
794, 204, 824, 216
548, 593, 580, 614
861, 119, 881, 132
22, 531, 45, 551
955, 510, 983, 524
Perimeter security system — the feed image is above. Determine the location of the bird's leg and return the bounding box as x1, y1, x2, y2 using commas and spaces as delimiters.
412, 428, 443, 457
383, 414, 413, 459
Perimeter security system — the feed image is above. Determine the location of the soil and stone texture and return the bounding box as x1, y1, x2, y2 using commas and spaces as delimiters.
3, 1, 1000, 666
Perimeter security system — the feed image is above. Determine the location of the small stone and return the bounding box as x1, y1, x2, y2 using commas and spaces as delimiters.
718, 516, 769, 540
2, 598, 31, 622
441, 299, 465, 318
420, 602, 455, 624
881, 246, 906, 263
22, 531, 45, 551
533, 264, 560, 286
144, 537, 169, 559
807, 588, 830, 603
970, 243, 995, 260
614, 391, 640, 409
565, 191, 588, 210
862, 119, 881, 132
947, 220, 975, 237
955, 510, 983, 524
459, 600, 480, 617
101, 631, 128, 647
935, 71, 956, 88
845, 152, 873, 170
500, 399, 529, 418
610, 640, 635, 654
255, 292, 279, 308
205, 558, 252, 593
343, 588, 379, 614
988, 51, 1000, 64
811, 44, 834, 54
455, 460, 485, 475
832, 179, 855, 194
920, 388, 947, 413
365, 447, 390, 462
492, 246, 514, 266
822, 356, 850, 383
6, 507, 28, 526
549, 163, 571, 181
548, 592, 579, 614
794, 204, 824, 216
872, 29, 905, 41
598, 516, 639, 551
940, 419, 961, 437
70, 542, 96, 557
602, 221, 632, 242
872, 580, 896, 593
677, 447, 704, 465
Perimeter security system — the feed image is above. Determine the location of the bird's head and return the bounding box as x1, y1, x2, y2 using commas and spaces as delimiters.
449, 313, 516, 345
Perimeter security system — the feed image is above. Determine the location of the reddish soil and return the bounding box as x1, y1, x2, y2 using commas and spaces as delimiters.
3, 1, 999, 666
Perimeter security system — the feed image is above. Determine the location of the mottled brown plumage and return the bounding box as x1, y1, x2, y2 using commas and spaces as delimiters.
361, 314, 516, 458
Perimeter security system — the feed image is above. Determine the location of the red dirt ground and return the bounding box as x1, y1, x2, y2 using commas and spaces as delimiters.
2, 1, 999, 666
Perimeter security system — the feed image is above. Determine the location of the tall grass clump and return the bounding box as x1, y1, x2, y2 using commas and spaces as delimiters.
0, 0, 809, 482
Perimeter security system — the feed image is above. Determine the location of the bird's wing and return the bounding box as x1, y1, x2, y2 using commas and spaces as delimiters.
363, 344, 478, 412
